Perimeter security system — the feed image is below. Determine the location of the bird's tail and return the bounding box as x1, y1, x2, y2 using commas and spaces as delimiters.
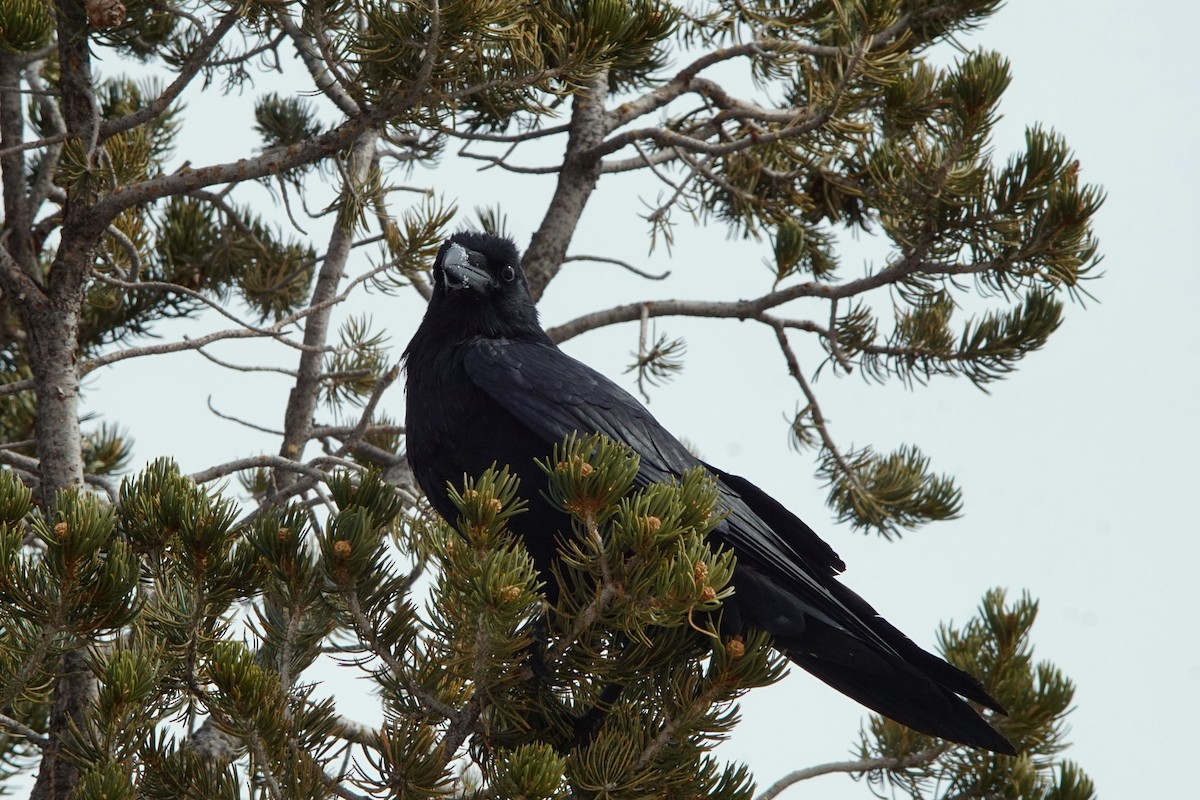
776, 623, 1016, 754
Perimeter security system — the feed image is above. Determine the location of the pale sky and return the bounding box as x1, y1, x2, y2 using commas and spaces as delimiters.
74, 1, 1199, 797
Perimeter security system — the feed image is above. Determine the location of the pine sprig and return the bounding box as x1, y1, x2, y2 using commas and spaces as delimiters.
861, 589, 1094, 800
821, 443, 962, 537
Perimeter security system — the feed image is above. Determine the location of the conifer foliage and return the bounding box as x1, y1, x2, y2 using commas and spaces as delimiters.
0, 0, 1099, 797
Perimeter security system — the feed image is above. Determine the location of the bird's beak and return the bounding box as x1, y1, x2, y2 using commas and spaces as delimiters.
439, 243, 493, 293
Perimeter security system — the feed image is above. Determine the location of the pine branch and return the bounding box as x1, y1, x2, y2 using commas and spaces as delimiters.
591, 32, 871, 163
96, 8, 242, 143
274, 9, 361, 117
0, 449, 118, 496
340, 584, 457, 720
0, 257, 402, 399
0, 712, 48, 748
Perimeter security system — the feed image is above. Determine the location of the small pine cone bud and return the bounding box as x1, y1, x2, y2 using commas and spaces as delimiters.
54, 522, 68, 539
557, 456, 594, 476
726, 636, 745, 660
693, 560, 709, 584
499, 584, 522, 603
644, 515, 661, 532
487, 498, 503, 514
277, 527, 291, 542
700, 585, 717, 602
463, 489, 479, 500
86, 0, 126, 28
333, 540, 352, 559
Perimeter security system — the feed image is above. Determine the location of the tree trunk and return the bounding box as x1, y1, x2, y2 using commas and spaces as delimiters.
29, 651, 92, 800
523, 71, 610, 302
23, 289, 85, 507
22, 249, 92, 800
277, 130, 379, 488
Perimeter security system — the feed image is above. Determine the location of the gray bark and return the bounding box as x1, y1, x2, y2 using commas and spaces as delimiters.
29, 651, 94, 800
523, 71, 609, 302
24, 7, 102, 797
277, 131, 379, 487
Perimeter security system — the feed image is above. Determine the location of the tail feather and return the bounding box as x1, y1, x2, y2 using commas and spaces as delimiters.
824, 578, 1009, 715
778, 624, 1016, 754
726, 564, 1014, 754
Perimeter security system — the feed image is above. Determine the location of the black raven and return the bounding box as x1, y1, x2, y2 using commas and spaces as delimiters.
403, 231, 1014, 754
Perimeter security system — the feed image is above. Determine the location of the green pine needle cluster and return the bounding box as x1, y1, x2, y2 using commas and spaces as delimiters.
861, 589, 1094, 800
820, 443, 962, 538
0, 0, 53, 54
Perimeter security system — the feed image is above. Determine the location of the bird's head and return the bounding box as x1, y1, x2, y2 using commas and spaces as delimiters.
417, 231, 546, 343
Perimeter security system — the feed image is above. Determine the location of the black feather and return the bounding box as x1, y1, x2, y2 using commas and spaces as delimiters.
403, 231, 1015, 755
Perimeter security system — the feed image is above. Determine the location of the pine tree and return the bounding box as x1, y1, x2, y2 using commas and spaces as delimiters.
0, 1, 1100, 798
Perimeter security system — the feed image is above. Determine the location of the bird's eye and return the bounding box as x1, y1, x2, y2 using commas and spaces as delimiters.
501, 265, 516, 283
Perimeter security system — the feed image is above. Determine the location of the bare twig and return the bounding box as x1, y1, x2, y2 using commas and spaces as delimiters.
629, 139, 683, 189
634, 304, 652, 402
755, 747, 946, 800
0, 712, 49, 748
89, 272, 307, 344
769, 323, 871, 504
205, 30, 287, 68
312, 423, 404, 439
189, 454, 334, 486
603, 39, 813, 131
443, 122, 570, 144
0, 130, 68, 158
246, 732, 285, 800
308, 3, 363, 115
101, 224, 141, 281
562, 254, 670, 281
545, 245, 967, 343
274, 172, 309, 235
600, 142, 684, 175
24, 62, 66, 218
206, 396, 286, 436
591, 106, 830, 162
195, 347, 299, 378
457, 145, 561, 174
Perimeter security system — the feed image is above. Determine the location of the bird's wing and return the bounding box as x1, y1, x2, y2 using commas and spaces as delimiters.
462, 337, 887, 643
462, 337, 696, 479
